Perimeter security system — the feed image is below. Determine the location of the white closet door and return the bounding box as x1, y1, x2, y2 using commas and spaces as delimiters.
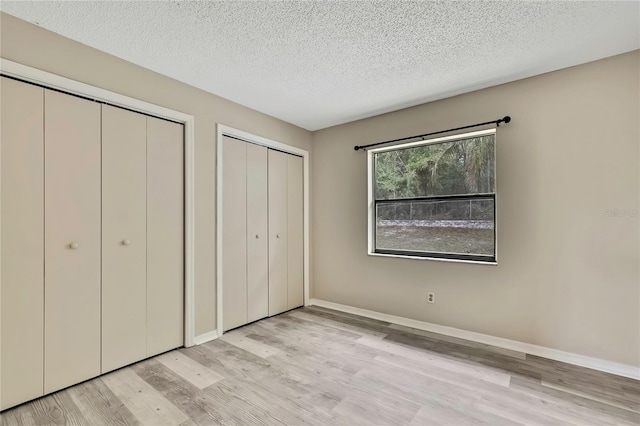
222, 136, 248, 331
44, 90, 101, 394
246, 143, 269, 323
101, 105, 147, 373
147, 116, 184, 356
287, 155, 304, 309
0, 77, 44, 410
268, 150, 288, 316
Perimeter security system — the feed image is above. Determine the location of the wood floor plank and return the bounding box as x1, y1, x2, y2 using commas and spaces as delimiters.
256, 316, 380, 365
375, 352, 512, 389
14, 391, 87, 426
509, 376, 640, 426
198, 339, 345, 424
363, 355, 613, 426
131, 359, 228, 425
211, 374, 337, 425
332, 393, 420, 425
383, 330, 546, 381
67, 379, 139, 426
541, 380, 640, 413
357, 334, 512, 386
220, 329, 281, 358
0, 406, 38, 426
475, 402, 570, 426
212, 325, 371, 420
525, 355, 640, 409
301, 306, 392, 333
304, 306, 392, 327
101, 366, 188, 426
265, 315, 378, 351
387, 323, 527, 360
543, 371, 640, 410
410, 403, 521, 426
3, 306, 638, 426
289, 310, 388, 339
202, 380, 288, 426
218, 325, 358, 415
245, 324, 370, 373
155, 350, 224, 389
181, 341, 272, 382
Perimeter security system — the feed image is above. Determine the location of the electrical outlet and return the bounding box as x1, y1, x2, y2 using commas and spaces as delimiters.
427, 292, 435, 304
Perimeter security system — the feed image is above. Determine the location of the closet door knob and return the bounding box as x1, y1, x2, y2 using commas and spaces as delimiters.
122, 239, 131, 246
276, 234, 280, 239
69, 242, 79, 249
255, 234, 259, 239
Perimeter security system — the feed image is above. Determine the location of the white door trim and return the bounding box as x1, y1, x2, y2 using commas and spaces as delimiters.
216, 124, 310, 337
0, 59, 197, 348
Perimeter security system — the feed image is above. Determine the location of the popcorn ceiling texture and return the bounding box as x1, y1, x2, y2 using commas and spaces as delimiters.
2, 1, 638, 130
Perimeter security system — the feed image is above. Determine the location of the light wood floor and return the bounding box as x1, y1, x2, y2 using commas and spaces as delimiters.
2, 306, 639, 425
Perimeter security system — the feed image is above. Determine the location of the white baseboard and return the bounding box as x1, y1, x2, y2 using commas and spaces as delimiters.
308, 298, 640, 380
193, 330, 219, 346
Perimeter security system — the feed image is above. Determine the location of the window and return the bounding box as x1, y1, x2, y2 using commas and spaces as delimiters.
368, 129, 496, 263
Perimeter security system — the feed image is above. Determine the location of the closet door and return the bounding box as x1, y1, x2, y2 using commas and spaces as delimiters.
44, 90, 101, 394
1, 78, 44, 410
222, 136, 248, 331
246, 143, 268, 323
268, 150, 288, 316
147, 117, 184, 356
287, 155, 304, 309
101, 105, 147, 373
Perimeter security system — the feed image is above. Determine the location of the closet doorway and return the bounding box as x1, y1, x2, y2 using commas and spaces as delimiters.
216, 125, 309, 335
0, 60, 196, 411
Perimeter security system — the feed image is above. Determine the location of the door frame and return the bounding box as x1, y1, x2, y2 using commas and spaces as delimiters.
216, 125, 310, 336
0, 59, 197, 347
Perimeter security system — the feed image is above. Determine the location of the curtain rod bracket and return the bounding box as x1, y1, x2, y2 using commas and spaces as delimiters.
354, 115, 512, 152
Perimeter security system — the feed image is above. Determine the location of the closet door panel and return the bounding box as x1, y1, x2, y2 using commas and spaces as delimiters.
147, 117, 184, 356
287, 155, 304, 309
268, 150, 288, 316
246, 143, 268, 323
44, 90, 101, 394
0, 78, 44, 410
101, 105, 147, 373
222, 136, 248, 331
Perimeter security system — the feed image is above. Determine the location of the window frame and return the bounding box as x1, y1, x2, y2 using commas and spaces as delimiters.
367, 128, 497, 264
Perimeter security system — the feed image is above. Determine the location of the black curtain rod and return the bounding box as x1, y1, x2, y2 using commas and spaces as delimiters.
353, 116, 511, 151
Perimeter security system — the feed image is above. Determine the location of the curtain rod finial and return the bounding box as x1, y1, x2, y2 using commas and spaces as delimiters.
503, 116, 511, 123
354, 146, 361, 151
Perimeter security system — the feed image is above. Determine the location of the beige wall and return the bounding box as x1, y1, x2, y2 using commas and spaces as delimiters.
0, 12, 312, 336
2, 12, 639, 368
312, 51, 640, 367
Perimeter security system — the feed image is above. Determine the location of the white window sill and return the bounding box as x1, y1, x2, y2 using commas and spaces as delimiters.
367, 252, 497, 265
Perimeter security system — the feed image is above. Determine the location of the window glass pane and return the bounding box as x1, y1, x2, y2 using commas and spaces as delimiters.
374, 135, 494, 199
375, 198, 494, 256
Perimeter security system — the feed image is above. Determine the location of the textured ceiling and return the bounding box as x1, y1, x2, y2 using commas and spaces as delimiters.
2, 1, 639, 131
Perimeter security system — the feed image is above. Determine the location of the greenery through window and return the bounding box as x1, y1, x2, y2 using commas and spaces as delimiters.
372, 131, 496, 262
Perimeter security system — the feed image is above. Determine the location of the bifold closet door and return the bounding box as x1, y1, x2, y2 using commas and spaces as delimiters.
222, 136, 248, 331
44, 90, 101, 394
268, 150, 288, 316
1, 77, 44, 410
101, 105, 147, 373
246, 143, 269, 323
287, 155, 304, 310
147, 116, 184, 355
